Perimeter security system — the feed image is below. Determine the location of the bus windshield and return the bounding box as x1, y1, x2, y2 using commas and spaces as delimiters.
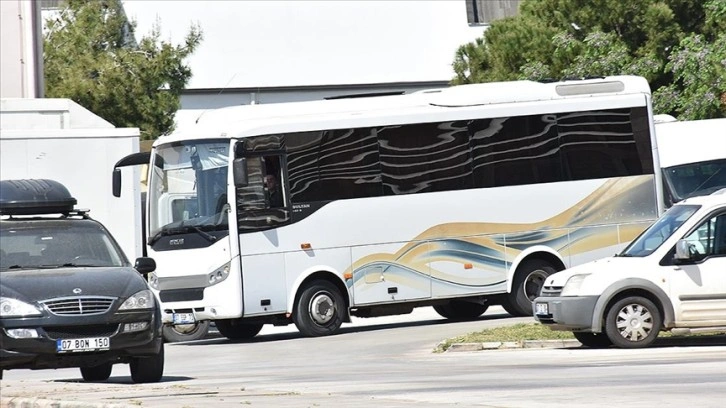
663, 158, 726, 202
148, 140, 230, 240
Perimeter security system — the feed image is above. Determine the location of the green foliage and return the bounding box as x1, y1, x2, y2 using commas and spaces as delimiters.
44, 0, 202, 139
452, 0, 725, 119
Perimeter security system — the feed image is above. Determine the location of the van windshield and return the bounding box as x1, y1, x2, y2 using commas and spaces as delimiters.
619, 204, 700, 257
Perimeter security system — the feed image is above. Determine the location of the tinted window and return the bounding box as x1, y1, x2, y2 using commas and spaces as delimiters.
378, 121, 473, 195
558, 108, 647, 181
470, 114, 561, 187
286, 129, 382, 202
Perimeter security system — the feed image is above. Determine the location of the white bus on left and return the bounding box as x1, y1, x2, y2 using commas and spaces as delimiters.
114, 75, 665, 339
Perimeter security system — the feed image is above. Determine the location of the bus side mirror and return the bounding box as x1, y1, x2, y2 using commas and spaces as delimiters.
112, 168, 122, 197
233, 158, 249, 187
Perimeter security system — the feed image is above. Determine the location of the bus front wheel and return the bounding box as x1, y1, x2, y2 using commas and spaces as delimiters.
504, 259, 556, 316
293, 280, 344, 337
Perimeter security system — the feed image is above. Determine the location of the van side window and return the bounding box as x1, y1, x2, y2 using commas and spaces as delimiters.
682, 212, 726, 259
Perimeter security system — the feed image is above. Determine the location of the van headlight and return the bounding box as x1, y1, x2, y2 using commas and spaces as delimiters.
207, 262, 230, 286
119, 290, 155, 310
560, 274, 590, 297
0, 297, 43, 318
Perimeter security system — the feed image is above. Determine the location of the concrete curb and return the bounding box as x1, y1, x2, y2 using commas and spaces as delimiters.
1, 397, 132, 408
445, 339, 582, 352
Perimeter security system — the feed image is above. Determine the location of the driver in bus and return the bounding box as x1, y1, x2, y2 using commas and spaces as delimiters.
265, 174, 283, 207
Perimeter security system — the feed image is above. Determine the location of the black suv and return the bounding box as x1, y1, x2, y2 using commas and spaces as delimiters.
0, 179, 163, 382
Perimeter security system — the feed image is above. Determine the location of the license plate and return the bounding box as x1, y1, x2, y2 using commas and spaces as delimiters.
535, 302, 549, 315
173, 312, 195, 325
56, 337, 110, 353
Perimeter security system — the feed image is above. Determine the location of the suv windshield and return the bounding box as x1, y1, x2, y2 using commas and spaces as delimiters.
619, 204, 700, 257
0, 221, 127, 271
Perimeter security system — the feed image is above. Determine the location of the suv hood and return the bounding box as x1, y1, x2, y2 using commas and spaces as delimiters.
0, 267, 148, 302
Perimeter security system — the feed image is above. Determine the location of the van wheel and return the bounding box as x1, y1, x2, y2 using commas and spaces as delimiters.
130, 342, 165, 383
80, 362, 113, 382
573, 332, 612, 348
605, 296, 662, 348
505, 259, 556, 316
162, 320, 211, 342
293, 280, 344, 337
433, 301, 489, 320
215, 319, 263, 339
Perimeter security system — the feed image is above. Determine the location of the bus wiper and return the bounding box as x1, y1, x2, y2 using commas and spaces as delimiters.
147, 225, 217, 245
189, 225, 217, 243
686, 168, 722, 198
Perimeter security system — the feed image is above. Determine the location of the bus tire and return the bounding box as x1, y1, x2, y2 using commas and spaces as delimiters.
293, 280, 344, 337
433, 301, 489, 320
215, 319, 263, 339
506, 259, 556, 316
162, 320, 211, 343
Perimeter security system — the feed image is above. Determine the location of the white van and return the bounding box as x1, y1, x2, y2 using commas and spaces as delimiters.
533, 189, 726, 348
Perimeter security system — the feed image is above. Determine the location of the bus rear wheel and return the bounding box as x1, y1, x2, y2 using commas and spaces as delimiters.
215, 319, 263, 339
504, 259, 556, 316
433, 300, 489, 320
293, 280, 344, 337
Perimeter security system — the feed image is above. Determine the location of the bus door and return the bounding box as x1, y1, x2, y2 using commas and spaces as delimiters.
233, 140, 291, 316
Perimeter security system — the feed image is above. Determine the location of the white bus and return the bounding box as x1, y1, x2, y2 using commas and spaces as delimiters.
114, 75, 664, 338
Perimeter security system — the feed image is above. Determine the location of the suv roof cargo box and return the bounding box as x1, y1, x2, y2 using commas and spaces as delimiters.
0, 179, 77, 215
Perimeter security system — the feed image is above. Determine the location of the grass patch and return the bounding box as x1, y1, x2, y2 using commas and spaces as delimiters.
434, 323, 573, 352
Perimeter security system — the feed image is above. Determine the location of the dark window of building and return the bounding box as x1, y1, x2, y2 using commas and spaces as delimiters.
378, 121, 473, 195
466, 0, 521, 25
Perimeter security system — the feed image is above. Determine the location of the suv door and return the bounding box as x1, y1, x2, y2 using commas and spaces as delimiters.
668, 209, 726, 326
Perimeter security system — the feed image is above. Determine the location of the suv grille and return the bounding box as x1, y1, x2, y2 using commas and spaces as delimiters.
42, 296, 115, 315
539, 286, 563, 297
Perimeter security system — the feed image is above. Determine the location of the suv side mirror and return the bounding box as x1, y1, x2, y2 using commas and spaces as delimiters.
134, 257, 156, 275
674, 239, 693, 261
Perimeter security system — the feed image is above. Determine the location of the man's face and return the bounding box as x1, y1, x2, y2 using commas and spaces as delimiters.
265, 175, 276, 188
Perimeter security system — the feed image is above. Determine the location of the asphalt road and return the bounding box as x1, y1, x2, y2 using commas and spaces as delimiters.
2, 306, 725, 408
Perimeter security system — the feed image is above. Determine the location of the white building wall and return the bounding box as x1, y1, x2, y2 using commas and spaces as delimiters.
0, 0, 43, 98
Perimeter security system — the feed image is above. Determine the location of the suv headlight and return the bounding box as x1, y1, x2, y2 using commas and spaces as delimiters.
119, 290, 155, 310
560, 274, 590, 297
0, 297, 43, 318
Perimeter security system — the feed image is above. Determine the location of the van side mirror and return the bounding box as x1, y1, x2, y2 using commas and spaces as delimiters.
134, 257, 156, 275
112, 168, 122, 197
674, 239, 693, 261
233, 157, 249, 187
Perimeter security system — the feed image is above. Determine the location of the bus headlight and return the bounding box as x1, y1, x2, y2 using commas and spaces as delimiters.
207, 262, 230, 286
147, 272, 159, 290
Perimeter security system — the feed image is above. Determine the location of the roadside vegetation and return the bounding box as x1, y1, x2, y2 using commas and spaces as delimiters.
433, 322, 719, 353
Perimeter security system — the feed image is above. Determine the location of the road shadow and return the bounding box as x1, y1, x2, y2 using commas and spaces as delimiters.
177, 311, 517, 346
52, 375, 193, 384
